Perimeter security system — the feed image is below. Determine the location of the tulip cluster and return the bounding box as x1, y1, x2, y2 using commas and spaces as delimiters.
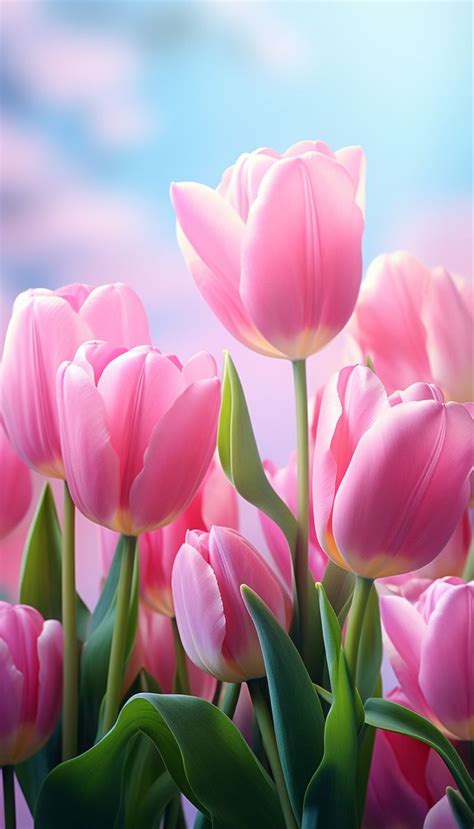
0, 138, 472, 829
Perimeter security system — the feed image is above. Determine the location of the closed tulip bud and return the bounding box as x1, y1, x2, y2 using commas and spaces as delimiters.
313, 366, 473, 578
0, 602, 62, 765
0, 419, 32, 540
171, 140, 364, 360
172, 527, 293, 682
350, 251, 473, 402
1, 283, 151, 477
381, 578, 474, 741
57, 343, 220, 535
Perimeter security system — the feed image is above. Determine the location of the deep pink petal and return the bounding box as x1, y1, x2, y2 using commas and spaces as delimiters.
200, 457, 239, 530
79, 283, 151, 347
0, 638, 23, 760
0, 424, 32, 540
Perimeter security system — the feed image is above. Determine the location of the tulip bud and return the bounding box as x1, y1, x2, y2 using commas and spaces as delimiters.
1, 283, 150, 477
0, 419, 32, 540
57, 344, 220, 535
171, 140, 364, 360
172, 527, 293, 682
313, 366, 473, 578
0, 602, 62, 765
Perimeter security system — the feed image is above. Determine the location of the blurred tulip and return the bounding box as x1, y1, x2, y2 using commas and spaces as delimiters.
423, 795, 458, 829
101, 457, 238, 616
0, 420, 32, 540
1, 283, 151, 477
381, 578, 474, 739
57, 342, 220, 534
313, 366, 473, 578
0, 602, 62, 765
172, 527, 293, 682
364, 688, 455, 829
171, 140, 364, 360
350, 252, 473, 402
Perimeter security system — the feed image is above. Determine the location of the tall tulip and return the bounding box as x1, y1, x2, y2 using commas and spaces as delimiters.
381, 577, 474, 740
350, 252, 473, 402
172, 527, 293, 682
0, 420, 32, 541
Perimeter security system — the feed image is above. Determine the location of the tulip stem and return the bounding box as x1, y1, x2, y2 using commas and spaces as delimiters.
2, 766, 16, 829
172, 617, 190, 695
345, 575, 373, 682
249, 682, 297, 829
103, 534, 137, 734
292, 359, 310, 664
221, 682, 241, 720
62, 482, 78, 761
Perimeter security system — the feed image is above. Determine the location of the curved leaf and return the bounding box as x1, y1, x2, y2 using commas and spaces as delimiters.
242, 587, 324, 824
355, 583, 382, 702
447, 787, 474, 829
36, 694, 284, 829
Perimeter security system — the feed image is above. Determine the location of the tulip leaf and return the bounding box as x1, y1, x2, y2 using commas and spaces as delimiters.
35, 694, 284, 829
364, 698, 474, 811
321, 561, 355, 623
117, 732, 176, 828
447, 787, 474, 829
218, 353, 297, 552
79, 536, 139, 751
242, 586, 325, 824
19, 483, 90, 640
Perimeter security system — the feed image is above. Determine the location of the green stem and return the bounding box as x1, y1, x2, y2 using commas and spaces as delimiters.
172, 617, 190, 695
345, 575, 373, 682
292, 359, 310, 663
62, 482, 78, 761
249, 683, 297, 829
103, 535, 137, 733
211, 680, 222, 707
2, 766, 16, 829
221, 682, 241, 720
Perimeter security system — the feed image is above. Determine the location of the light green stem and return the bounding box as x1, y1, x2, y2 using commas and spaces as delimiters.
62, 482, 78, 761
292, 359, 310, 663
103, 535, 137, 733
171, 617, 190, 695
249, 683, 297, 829
2, 766, 16, 829
345, 575, 373, 682
221, 682, 241, 720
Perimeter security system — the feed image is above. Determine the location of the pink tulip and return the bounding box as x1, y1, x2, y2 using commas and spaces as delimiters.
364, 688, 455, 829
350, 252, 473, 402
1, 283, 151, 477
423, 795, 458, 829
0, 602, 62, 765
172, 527, 293, 682
313, 366, 473, 578
56, 342, 220, 534
381, 578, 474, 740
0, 420, 32, 540
100, 457, 238, 616
170, 140, 365, 359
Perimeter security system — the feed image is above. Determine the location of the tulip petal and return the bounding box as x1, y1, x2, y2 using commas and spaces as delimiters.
0, 424, 32, 540
0, 638, 23, 754
423, 795, 458, 829
172, 543, 228, 678
380, 595, 430, 717
57, 363, 120, 528
36, 619, 63, 740
79, 283, 151, 348
130, 378, 220, 532
333, 400, 473, 577
242, 153, 363, 358
335, 145, 366, 213
217, 151, 278, 221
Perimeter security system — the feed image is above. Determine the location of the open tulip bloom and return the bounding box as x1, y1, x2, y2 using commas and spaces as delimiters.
1, 140, 473, 829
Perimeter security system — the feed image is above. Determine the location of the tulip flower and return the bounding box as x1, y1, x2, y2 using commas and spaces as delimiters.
56, 343, 220, 535
100, 457, 238, 616
381, 577, 474, 740
364, 688, 455, 829
1, 283, 151, 477
423, 796, 458, 829
172, 527, 293, 682
0, 602, 62, 765
0, 420, 32, 540
350, 252, 473, 402
170, 140, 365, 360
313, 366, 473, 578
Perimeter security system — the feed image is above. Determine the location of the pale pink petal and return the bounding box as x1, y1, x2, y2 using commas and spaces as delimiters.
55, 283, 94, 312
335, 145, 366, 213
181, 351, 218, 386
36, 619, 63, 740
389, 383, 445, 405
79, 283, 151, 347
0, 638, 23, 755
380, 595, 429, 716
423, 796, 457, 829
200, 458, 239, 530
241, 153, 364, 358
283, 139, 335, 158
217, 151, 278, 220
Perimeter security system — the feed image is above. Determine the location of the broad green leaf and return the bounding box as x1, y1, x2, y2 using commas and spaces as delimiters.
355, 675, 381, 822
355, 583, 382, 702
218, 353, 297, 551
364, 698, 474, 810
79, 537, 139, 750
19, 483, 90, 640
447, 787, 474, 829
242, 587, 324, 824
116, 732, 175, 829
35, 694, 284, 829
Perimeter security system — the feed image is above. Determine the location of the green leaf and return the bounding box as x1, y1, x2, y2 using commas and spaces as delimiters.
79, 537, 139, 750
19, 483, 90, 640
447, 787, 474, 829
35, 694, 284, 829
321, 562, 355, 623
355, 583, 382, 702
116, 732, 175, 829
364, 698, 474, 811
242, 586, 324, 824
218, 353, 297, 551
